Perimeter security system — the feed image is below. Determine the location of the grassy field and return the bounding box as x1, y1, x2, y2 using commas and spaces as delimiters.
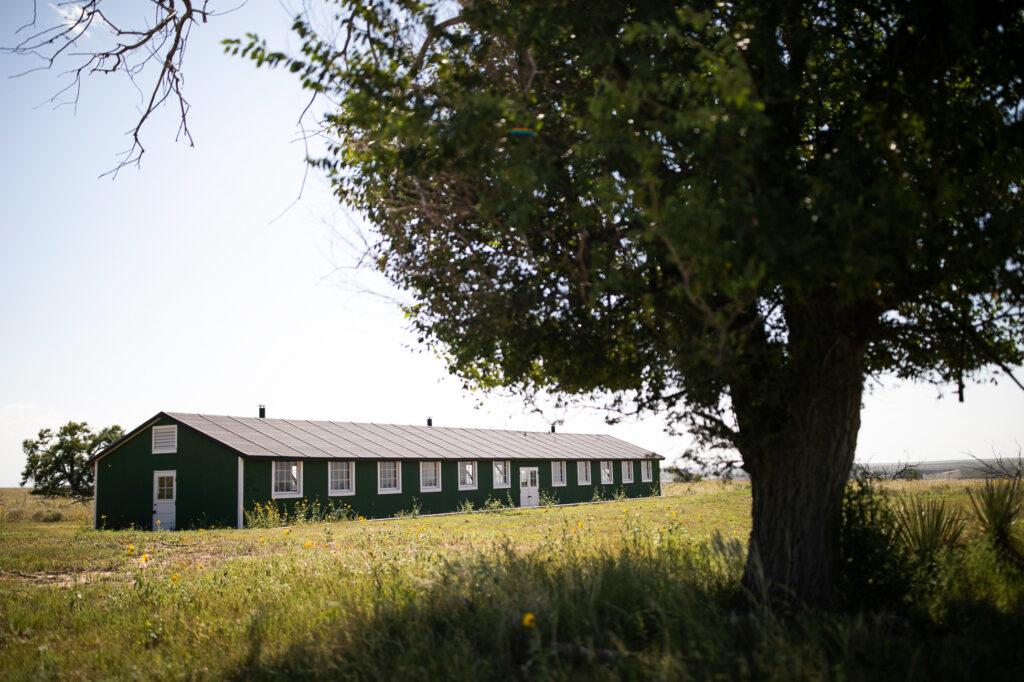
1, 481, 1022, 680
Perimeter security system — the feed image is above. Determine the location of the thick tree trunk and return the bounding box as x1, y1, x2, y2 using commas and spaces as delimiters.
733, 303, 868, 606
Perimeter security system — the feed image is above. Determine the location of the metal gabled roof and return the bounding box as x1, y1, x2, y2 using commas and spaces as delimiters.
164, 412, 663, 461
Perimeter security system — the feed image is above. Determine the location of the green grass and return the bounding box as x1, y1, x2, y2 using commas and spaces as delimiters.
1, 481, 1022, 680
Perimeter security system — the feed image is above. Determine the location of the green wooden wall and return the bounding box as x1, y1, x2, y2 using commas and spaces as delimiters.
95, 416, 239, 530
243, 458, 660, 521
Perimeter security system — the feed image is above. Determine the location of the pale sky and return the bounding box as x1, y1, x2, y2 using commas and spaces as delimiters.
1, 3, 1021, 486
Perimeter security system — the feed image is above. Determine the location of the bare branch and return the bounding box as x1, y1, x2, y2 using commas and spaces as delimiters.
2, 0, 221, 175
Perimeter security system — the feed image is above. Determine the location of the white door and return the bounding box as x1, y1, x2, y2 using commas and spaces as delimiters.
519, 467, 539, 508
153, 470, 176, 530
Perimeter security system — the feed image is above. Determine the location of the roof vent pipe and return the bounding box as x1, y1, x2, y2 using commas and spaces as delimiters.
551, 424, 556, 433
258, 405, 266, 419
427, 417, 433, 427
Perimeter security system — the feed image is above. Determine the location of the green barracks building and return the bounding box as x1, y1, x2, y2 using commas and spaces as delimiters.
90, 410, 664, 530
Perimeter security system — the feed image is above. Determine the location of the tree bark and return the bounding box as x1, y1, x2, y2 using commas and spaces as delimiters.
733, 302, 868, 606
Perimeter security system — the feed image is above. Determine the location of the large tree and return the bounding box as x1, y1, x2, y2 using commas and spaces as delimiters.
21, 422, 123, 500
234, 0, 1024, 604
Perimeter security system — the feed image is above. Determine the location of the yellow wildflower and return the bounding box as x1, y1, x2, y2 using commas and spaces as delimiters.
139, 553, 150, 566
170, 573, 180, 584
285, 528, 291, 535
358, 516, 366, 523
577, 521, 584, 529
125, 544, 135, 556
671, 511, 678, 518
155, 519, 161, 527
258, 535, 266, 544
521, 612, 537, 628
303, 540, 314, 549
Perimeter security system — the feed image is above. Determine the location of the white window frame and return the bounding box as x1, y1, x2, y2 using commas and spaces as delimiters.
458, 461, 478, 491
600, 460, 614, 485
551, 461, 567, 487
377, 461, 402, 494
577, 461, 592, 485
271, 460, 303, 499
328, 460, 355, 496
641, 460, 653, 483
420, 461, 442, 492
622, 460, 634, 483
151, 425, 178, 454
493, 460, 511, 489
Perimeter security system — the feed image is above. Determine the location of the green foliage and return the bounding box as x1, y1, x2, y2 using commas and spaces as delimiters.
838, 479, 912, 609
244, 499, 355, 529
233, 1, 1024, 443
969, 477, 1024, 571
481, 493, 514, 512
20, 421, 123, 500
457, 499, 476, 514
393, 498, 422, 518
539, 489, 560, 507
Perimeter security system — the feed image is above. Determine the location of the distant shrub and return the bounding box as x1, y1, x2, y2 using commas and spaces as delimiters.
32, 509, 64, 523
666, 465, 704, 483
457, 499, 475, 514
895, 466, 924, 481
838, 478, 913, 609
969, 477, 1024, 571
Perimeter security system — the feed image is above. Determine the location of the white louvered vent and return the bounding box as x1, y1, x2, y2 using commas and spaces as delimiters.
152, 425, 178, 454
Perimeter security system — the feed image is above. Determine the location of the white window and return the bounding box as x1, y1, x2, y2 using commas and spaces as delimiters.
328, 461, 354, 496
378, 461, 401, 494
600, 461, 614, 484
458, 461, 477, 490
493, 461, 511, 489
152, 425, 177, 454
420, 461, 442, 492
577, 461, 592, 485
641, 460, 653, 482
551, 461, 567, 487
622, 461, 634, 483
272, 461, 303, 499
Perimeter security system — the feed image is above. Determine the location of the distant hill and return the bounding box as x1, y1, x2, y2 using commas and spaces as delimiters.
861, 458, 1022, 480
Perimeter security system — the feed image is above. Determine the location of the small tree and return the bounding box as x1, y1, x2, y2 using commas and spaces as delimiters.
20, 422, 123, 500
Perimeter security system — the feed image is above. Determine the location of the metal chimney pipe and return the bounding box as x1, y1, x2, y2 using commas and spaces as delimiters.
551, 424, 555, 433
427, 417, 433, 427
258, 405, 266, 419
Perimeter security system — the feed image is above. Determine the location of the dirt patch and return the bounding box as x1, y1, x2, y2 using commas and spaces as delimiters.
0, 569, 122, 587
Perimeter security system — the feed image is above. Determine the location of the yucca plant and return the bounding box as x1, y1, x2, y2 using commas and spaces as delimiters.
969, 477, 1024, 570
894, 497, 967, 566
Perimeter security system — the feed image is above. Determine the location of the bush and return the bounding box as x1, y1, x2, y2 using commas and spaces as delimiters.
31, 509, 64, 523
969, 477, 1024, 571
244, 499, 355, 528
838, 478, 913, 609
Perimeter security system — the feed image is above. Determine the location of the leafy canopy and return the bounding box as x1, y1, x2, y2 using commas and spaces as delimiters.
21, 422, 123, 499
232, 1, 1023, 450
